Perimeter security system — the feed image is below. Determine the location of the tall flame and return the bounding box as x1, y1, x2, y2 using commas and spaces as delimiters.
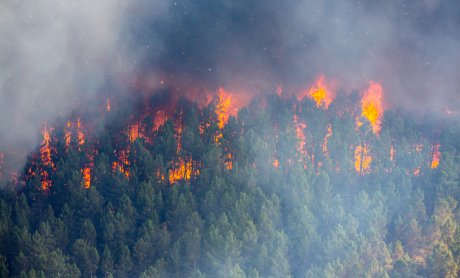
77, 118, 85, 146
216, 88, 232, 129
361, 82, 384, 134
168, 158, 197, 184
305, 75, 335, 109
354, 144, 372, 175
40, 125, 53, 167
82, 167, 91, 188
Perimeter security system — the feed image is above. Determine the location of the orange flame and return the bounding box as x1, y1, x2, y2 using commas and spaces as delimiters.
128, 123, 140, 143
361, 82, 384, 134
40, 125, 54, 168
293, 114, 307, 157
64, 122, 72, 148
216, 88, 232, 129
307, 75, 335, 109
224, 153, 233, 170
41, 170, 52, 191
82, 167, 91, 188
354, 144, 372, 175
77, 118, 85, 146
168, 158, 192, 184
431, 144, 441, 169
273, 158, 279, 168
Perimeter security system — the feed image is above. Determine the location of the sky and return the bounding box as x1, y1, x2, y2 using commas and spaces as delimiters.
1, 0, 459, 169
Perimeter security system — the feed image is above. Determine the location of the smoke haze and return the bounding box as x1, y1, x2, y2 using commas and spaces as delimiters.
1, 0, 459, 170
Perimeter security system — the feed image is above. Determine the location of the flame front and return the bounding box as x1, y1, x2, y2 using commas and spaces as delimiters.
307, 75, 335, 109
361, 82, 384, 134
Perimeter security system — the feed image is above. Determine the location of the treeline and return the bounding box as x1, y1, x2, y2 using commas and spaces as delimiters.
0, 93, 459, 277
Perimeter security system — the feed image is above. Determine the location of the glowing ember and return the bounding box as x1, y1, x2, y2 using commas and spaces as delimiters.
431, 144, 441, 169
65, 122, 72, 148
354, 144, 372, 175
154, 110, 167, 131
273, 158, 279, 168
224, 153, 233, 170
307, 75, 335, 109
361, 81, 384, 134
113, 149, 130, 178
82, 167, 91, 188
322, 124, 333, 156
41, 170, 52, 191
106, 98, 111, 112
112, 161, 130, 178
390, 145, 395, 163
293, 114, 307, 157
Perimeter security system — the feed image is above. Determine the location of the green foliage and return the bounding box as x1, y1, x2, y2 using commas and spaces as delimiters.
1, 94, 460, 277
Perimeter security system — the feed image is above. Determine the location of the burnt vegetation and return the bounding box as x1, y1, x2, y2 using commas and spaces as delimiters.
0, 90, 459, 277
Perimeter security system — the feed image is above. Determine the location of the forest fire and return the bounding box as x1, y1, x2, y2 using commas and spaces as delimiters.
306, 75, 335, 109
77, 118, 85, 146
65, 122, 72, 148
128, 123, 140, 143
431, 144, 441, 169
354, 144, 372, 175
216, 88, 232, 129
168, 158, 193, 184
361, 82, 384, 134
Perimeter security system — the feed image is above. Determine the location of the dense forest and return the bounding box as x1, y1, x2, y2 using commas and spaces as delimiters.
0, 87, 459, 278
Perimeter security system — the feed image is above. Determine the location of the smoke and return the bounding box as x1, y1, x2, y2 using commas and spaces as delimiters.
133, 0, 460, 111
1, 0, 459, 175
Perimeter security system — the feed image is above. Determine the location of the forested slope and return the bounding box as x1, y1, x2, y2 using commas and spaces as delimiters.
0, 91, 459, 277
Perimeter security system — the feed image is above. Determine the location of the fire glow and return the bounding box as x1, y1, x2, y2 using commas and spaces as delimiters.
306, 75, 335, 109
355, 144, 372, 175
431, 144, 441, 169
361, 82, 385, 135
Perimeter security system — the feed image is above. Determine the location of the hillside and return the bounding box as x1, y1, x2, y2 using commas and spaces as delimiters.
0, 85, 459, 277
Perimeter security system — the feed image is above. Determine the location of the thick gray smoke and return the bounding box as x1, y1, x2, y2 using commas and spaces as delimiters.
138, 0, 460, 111
1, 0, 459, 174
